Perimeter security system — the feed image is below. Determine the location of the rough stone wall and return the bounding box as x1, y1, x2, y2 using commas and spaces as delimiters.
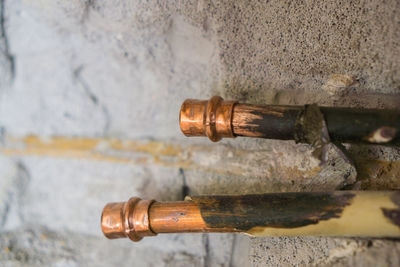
0, 0, 399, 266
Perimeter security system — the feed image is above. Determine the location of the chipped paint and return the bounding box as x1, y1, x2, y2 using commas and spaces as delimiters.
382, 191, 400, 228
366, 127, 397, 143
247, 191, 400, 237
193, 192, 355, 230
232, 104, 300, 139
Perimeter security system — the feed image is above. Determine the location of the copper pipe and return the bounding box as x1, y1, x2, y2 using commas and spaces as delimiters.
101, 191, 400, 242
179, 96, 238, 142
179, 96, 400, 144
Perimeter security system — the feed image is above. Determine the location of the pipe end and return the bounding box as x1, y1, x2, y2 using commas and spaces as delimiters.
101, 198, 156, 242
179, 96, 237, 142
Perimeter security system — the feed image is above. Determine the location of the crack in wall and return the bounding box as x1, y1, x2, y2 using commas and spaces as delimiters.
0, 161, 30, 229
81, 0, 95, 23
179, 168, 190, 200
229, 235, 237, 267
73, 66, 111, 135
0, 0, 15, 82
0, 197, 10, 228
14, 162, 30, 224
202, 233, 211, 267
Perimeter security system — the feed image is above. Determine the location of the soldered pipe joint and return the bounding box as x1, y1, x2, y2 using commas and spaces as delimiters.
179, 96, 237, 142
101, 197, 156, 242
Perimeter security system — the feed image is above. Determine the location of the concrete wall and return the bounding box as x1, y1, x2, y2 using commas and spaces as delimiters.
0, 1, 399, 266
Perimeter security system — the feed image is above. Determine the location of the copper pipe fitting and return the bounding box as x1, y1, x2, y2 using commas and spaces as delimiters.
101, 191, 400, 242
179, 96, 238, 142
179, 96, 400, 145
101, 197, 156, 242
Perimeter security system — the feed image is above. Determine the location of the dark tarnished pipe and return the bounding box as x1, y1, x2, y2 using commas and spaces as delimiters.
179, 96, 400, 144
101, 191, 400, 242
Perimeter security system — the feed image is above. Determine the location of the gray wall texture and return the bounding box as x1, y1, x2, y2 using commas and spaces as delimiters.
0, 0, 399, 266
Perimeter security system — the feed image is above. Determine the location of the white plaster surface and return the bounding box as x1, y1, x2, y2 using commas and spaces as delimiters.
0, 0, 399, 266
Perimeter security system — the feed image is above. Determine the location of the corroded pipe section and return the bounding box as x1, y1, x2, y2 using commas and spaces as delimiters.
179, 96, 400, 144
101, 191, 400, 242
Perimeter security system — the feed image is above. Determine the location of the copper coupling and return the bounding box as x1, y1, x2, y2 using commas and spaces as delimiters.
101, 198, 156, 242
179, 96, 237, 142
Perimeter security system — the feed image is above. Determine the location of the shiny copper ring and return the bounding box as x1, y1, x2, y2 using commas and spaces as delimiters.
205, 96, 223, 141
132, 199, 156, 238
179, 96, 237, 142
101, 197, 156, 242
124, 197, 140, 241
